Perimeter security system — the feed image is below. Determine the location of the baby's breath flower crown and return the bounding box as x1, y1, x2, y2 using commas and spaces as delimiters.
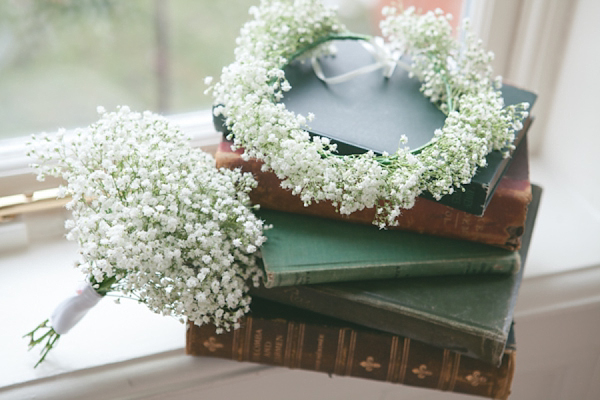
208, 0, 530, 227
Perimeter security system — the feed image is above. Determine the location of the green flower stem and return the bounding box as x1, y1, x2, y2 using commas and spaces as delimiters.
283, 32, 371, 69
23, 319, 61, 368
92, 275, 118, 296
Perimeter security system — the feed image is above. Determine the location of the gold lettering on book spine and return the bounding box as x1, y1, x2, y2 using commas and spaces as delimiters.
386, 336, 400, 382
345, 330, 358, 376
315, 333, 325, 371
252, 329, 263, 361
263, 340, 272, 359
274, 334, 284, 364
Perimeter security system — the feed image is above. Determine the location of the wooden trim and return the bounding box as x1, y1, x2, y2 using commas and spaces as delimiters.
0, 197, 70, 222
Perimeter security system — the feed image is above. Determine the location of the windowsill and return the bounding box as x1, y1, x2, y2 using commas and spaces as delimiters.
1, 112, 599, 396
0, 233, 186, 391
2, 229, 600, 399
527, 154, 600, 277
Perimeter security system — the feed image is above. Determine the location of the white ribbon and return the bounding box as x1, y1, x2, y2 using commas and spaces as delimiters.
50, 282, 102, 335
311, 37, 418, 84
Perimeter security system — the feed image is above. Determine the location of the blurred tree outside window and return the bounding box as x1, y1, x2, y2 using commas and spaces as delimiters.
0, 0, 381, 139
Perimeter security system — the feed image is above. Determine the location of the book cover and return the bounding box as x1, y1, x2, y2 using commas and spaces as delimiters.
257, 207, 521, 288
186, 297, 516, 400
214, 40, 537, 215
251, 184, 542, 366
216, 135, 532, 251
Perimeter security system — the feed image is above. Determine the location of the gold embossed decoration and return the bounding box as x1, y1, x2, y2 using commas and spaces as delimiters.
412, 364, 434, 379
360, 356, 382, 372
466, 370, 488, 386
203, 336, 224, 352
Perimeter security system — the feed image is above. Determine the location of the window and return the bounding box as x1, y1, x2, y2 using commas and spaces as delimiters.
0, 0, 383, 140
2, 0, 598, 271
1, 1, 600, 396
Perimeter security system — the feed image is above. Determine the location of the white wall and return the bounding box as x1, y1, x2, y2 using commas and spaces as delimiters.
540, 0, 600, 212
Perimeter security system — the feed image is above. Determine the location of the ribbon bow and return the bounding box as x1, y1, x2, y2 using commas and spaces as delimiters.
311, 37, 417, 84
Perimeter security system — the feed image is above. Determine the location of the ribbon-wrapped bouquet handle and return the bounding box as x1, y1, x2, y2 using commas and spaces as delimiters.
23, 282, 103, 367
50, 283, 102, 335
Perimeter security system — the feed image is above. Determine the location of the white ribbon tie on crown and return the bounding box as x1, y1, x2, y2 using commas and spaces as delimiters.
50, 282, 102, 335
311, 37, 417, 84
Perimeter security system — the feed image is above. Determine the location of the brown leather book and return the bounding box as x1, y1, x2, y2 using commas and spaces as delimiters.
186, 298, 516, 399
215, 136, 532, 250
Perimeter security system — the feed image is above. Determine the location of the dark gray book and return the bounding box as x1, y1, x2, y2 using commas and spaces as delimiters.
214, 40, 537, 215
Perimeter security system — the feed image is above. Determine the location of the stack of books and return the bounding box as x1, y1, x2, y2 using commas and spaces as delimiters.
187, 41, 540, 399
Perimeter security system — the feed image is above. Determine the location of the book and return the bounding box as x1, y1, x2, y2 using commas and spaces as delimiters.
251, 184, 542, 366
214, 39, 537, 215
257, 207, 521, 288
216, 134, 532, 251
186, 297, 516, 400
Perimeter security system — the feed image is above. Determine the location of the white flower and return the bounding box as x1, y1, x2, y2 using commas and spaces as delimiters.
28, 106, 265, 331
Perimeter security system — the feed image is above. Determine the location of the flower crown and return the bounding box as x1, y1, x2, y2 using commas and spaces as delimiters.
207, 0, 529, 227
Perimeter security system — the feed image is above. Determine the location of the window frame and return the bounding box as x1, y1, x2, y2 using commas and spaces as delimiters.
2, 2, 600, 397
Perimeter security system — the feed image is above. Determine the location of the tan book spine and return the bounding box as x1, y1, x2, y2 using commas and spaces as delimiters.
215, 140, 531, 251
187, 318, 515, 400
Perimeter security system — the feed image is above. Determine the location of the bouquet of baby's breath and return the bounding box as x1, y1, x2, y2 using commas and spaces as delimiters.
24, 106, 265, 367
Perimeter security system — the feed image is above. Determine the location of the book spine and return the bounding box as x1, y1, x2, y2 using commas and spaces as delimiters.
186, 319, 514, 400
264, 253, 520, 287
249, 285, 506, 367
216, 143, 531, 251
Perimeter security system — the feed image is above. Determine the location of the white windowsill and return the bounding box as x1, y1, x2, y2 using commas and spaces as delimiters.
526, 155, 600, 277
1, 111, 599, 398
2, 229, 599, 399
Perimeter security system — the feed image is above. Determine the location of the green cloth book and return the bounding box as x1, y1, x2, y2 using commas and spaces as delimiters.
251, 184, 542, 366
257, 209, 521, 288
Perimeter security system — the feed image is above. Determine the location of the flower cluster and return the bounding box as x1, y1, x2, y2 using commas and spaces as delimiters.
208, 0, 529, 227
28, 106, 265, 332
